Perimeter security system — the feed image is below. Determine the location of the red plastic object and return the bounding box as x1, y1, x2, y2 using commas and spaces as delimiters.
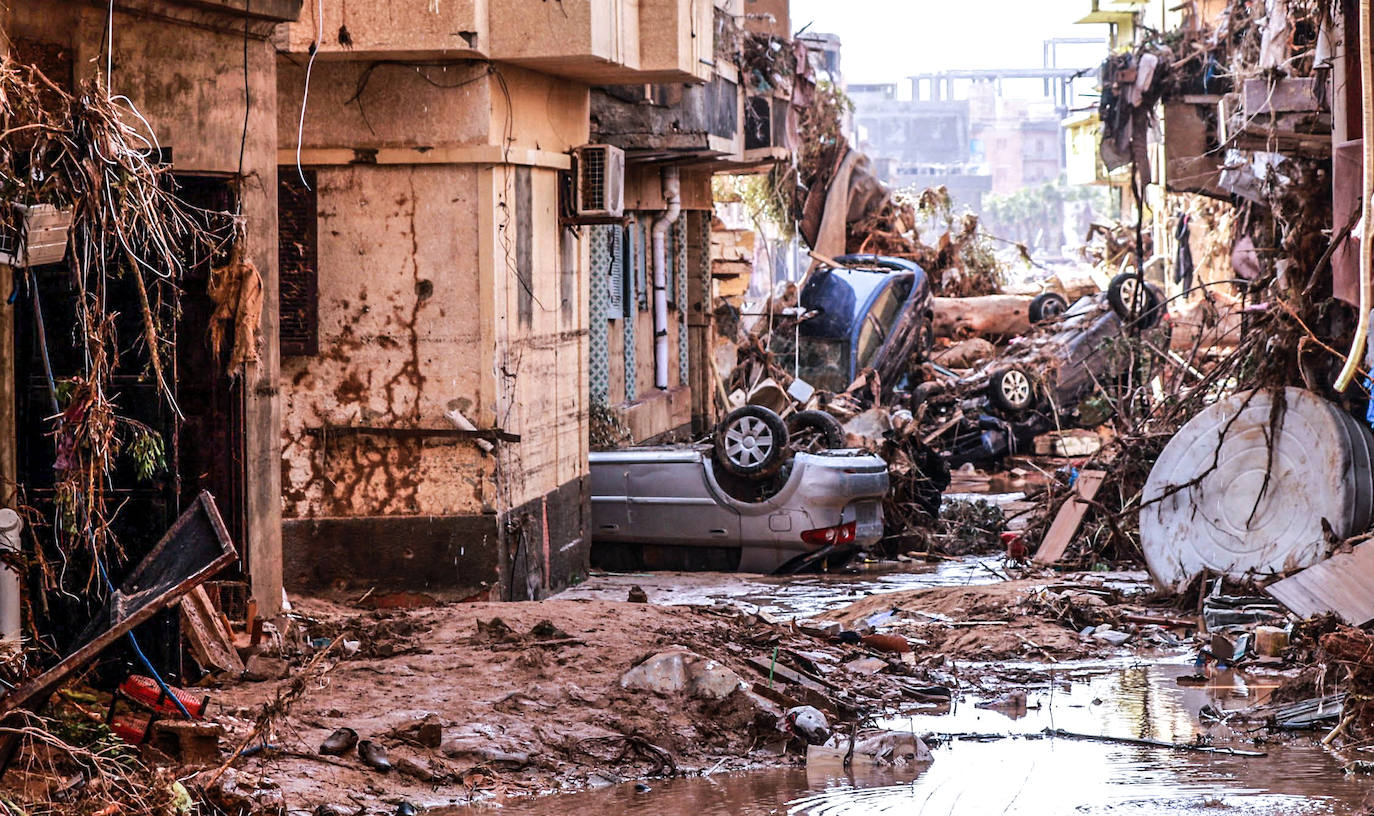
118, 675, 207, 719
109, 713, 152, 744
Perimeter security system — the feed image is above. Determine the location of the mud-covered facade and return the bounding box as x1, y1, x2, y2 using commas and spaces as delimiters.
273, 1, 719, 599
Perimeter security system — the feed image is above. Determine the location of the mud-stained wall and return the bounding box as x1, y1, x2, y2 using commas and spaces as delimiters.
486, 166, 589, 512
280, 164, 494, 519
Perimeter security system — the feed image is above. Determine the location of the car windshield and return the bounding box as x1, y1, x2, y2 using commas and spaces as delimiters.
854, 277, 913, 367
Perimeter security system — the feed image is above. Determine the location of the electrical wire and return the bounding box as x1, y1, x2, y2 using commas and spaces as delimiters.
295, 0, 324, 191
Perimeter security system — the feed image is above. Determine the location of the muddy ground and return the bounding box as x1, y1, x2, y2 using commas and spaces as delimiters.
203, 570, 1196, 812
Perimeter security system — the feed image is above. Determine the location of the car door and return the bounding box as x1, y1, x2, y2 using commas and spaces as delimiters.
622, 452, 740, 547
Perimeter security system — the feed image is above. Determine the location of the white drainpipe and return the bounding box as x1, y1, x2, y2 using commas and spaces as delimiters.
651, 166, 682, 391
0, 509, 21, 646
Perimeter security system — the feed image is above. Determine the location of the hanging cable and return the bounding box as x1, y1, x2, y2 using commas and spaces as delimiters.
295, 0, 324, 190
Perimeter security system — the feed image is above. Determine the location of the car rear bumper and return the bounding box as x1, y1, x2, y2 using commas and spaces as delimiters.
848, 499, 885, 548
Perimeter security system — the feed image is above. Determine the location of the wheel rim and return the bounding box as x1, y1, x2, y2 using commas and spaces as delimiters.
1118, 277, 1143, 315
724, 416, 775, 468
1042, 298, 1066, 318
1001, 370, 1032, 406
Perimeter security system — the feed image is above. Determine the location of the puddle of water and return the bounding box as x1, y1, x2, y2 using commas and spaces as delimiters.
560, 556, 1001, 620
443, 659, 1368, 815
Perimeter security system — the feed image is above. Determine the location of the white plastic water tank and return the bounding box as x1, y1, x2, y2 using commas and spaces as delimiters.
1140, 387, 1374, 590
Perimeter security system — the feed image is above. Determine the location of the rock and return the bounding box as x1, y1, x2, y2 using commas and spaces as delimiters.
439, 737, 530, 767
845, 657, 888, 675
394, 755, 440, 783
391, 713, 444, 749
242, 655, 289, 682
619, 649, 746, 700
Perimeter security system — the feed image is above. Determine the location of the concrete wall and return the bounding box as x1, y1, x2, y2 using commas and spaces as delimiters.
278, 52, 592, 599
4, 0, 293, 614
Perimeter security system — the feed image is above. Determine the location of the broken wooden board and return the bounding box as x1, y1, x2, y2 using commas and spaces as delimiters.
180, 585, 245, 676
1266, 542, 1374, 626
0, 492, 237, 719
1033, 469, 1107, 566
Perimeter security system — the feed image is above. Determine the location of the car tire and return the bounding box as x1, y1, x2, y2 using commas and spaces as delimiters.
787, 410, 846, 452
1107, 273, 1163, 328
1028, 292, 1069, 323
714, 405, 789, 479
987, 367, 1037, 413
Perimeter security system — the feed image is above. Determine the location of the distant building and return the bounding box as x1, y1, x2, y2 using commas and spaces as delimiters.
849, 86, 994, 211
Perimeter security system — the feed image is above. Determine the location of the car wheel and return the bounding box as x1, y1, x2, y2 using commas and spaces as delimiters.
1107, 273, 1163, 328
714, 405, 789, 479
1028, 292, 1069, 323
786, 410, 845, 452
987, 367, 1036, 413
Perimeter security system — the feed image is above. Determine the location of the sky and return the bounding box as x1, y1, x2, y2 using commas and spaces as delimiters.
787, 0, 1107, 92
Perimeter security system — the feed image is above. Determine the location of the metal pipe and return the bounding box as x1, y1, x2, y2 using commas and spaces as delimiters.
1335, 0, 1374, 393
0, 509, 21, 646
651, 166, 682, 391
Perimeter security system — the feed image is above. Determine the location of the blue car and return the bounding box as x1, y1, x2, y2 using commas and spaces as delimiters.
788, 255, 934, 394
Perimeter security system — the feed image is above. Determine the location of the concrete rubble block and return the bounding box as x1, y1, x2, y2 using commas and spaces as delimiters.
798, 619, 842, 638
242, 655, 290, 682
439, 735, 531, 768
619, 648, 747, 700
842, 408, 892, 449
150, 720, 224, 765
390, 713, 444, 748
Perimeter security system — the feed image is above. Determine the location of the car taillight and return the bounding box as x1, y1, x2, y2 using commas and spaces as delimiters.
800, 521, 856, 547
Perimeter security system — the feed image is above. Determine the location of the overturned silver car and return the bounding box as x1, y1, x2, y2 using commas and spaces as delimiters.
590, 408, 889, 574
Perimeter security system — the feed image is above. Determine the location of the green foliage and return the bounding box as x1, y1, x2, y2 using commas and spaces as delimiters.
127, 430, 166, 482
713, 170, 795, 239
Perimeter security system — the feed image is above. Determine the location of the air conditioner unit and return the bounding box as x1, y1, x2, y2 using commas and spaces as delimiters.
572, 144, 625, 219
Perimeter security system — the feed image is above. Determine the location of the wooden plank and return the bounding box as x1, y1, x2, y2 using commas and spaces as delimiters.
0, 492, 237, 719
1266, 542, 1374, 626
746, 655, 835, 692
1033, 469, 1107, 566
180, 586, 245, 676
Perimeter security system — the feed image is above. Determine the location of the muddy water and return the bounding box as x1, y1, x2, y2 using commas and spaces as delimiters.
563, 557, 1009, 620
447, 659, 1369, 815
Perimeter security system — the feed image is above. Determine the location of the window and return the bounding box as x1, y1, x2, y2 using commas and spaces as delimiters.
854, 278, 913, 367
278, 170, 319, 356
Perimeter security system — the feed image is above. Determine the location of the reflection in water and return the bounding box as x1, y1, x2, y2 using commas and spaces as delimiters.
446, 662, 1367, 816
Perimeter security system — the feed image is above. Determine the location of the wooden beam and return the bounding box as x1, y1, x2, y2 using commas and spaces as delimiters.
1033, 469, 1107, 566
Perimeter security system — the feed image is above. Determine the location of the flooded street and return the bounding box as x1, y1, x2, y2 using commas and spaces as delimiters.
562, 557, 1013, 620
448, 659, 1368, 815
